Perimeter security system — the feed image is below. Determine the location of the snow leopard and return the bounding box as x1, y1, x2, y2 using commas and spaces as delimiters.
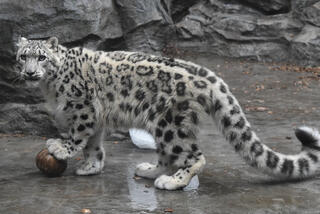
15, 37, 320, 190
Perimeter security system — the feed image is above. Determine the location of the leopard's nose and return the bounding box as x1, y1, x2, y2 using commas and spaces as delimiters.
26, 70, 35, 76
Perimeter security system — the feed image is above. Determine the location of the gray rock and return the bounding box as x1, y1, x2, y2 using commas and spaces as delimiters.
239, 0, 290, 14
299, 1, 320, 27
115, 0, 174, 52
175, 1, 303, 61
0, 103, 58, 136
291, 25, 320, 66
292, 0, 320, 10
164, 0, 199, 22
0, 81, 43, 104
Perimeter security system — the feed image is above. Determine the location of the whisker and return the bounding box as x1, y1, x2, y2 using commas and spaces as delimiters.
11, 76, 20, 84
11, 75, 24, 85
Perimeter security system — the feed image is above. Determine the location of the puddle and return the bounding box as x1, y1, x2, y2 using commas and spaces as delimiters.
126, 163, 199, 211
126, 164, 158, 211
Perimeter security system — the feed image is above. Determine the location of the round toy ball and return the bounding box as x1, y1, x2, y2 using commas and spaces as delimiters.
36, 149, 67, 177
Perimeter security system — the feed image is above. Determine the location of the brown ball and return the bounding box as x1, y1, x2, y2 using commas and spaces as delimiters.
36, 148, 67, 177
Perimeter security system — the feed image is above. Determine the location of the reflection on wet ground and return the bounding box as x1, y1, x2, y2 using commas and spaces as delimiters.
1, 55, 320, 213
127, 163, 158, 212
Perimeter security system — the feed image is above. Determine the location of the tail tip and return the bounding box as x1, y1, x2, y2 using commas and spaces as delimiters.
295, 126, 320, 150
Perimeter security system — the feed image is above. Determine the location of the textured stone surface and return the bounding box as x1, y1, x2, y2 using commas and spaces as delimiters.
298, 1, 320, 27
0, 0, 320, 135
175, 0, 303, 62
240, 0, 291, 14
115, 0, 174, 52
0, 103, 58, 136
291, 24, 320, 65
174, 0, 320, 65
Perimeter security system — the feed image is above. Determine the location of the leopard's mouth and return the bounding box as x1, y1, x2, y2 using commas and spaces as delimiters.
24, 75, 41, 81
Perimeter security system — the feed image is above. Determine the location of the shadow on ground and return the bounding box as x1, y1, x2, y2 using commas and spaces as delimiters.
1, 55, 320, 214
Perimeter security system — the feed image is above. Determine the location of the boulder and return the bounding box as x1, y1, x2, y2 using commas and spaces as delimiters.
239, 0, 291, 14
115, 0, 174, 52
175, 1, 303, 62
298, 1, 320, 27
0, 103, 58, 136
0, 0, 122, 54
291, 25, 320, 66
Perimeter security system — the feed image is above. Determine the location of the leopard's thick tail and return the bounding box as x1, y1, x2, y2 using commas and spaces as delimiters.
209, 81, 320, 179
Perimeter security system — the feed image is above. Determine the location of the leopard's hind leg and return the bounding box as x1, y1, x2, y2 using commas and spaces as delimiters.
76, 127, 105, 175
135, 156, 174, 179
153, 129, 206, 190
154, 144, 205, 190
135, 139, 174, 179
136, 107, 206, 190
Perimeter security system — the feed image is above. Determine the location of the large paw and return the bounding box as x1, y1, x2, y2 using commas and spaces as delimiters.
154, 175, 188, 190
46, 138, 69, 160
75, 160, 104, 176
135, 162, 159, 179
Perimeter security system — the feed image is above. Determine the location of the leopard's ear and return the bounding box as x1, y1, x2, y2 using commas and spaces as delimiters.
46, 37, 59, 50
17, 36, 28, 47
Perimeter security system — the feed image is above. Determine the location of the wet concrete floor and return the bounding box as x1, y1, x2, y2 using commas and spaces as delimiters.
1, 55, 320, 213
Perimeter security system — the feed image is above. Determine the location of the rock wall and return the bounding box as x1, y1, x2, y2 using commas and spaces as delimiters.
0, 0, 319, 136
176, 0, 320, 64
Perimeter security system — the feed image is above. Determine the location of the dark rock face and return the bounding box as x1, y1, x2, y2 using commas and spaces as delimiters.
175, 0, 320, 64
291, 25, 320, 65
240, 0, 291, 14
0, 0, 319, 136
0, 103, 58, 136
115, 0, 174, 52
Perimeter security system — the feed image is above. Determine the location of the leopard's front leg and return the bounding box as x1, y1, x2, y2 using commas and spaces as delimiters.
47, 102, 98, 161
46, 138, 73, 160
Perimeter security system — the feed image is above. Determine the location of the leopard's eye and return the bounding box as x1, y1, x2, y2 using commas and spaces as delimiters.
38, 55, 46, 61
20, 54, 26, 61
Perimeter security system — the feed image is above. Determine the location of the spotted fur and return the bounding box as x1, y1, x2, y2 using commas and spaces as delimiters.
16, 37, 320, 190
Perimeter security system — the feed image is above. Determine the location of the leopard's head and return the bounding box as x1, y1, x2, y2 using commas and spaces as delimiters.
16, 37, 61, 82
